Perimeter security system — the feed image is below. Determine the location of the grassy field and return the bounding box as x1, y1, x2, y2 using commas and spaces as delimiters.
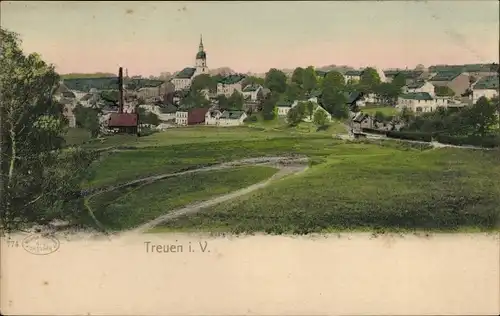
151, 147, 500, 234
77, 124, 500, 233
64, 127, 92, 146
361, 106, 399, 116
87, 166, 278, 230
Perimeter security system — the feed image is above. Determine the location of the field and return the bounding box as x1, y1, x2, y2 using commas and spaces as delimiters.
361, 106, 399, 116
77, 124, 500, 234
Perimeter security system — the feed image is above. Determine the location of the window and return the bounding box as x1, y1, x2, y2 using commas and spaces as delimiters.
416, 107, 423, 112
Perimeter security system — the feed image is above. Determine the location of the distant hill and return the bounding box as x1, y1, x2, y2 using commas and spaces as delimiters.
61, 73, 116, 79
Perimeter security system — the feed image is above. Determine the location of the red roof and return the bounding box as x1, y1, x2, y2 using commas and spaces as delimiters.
108, 113, 138, 127
188, 108, 209, 125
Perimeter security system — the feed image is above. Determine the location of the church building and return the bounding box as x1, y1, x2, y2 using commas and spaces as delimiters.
171, 35, 209, 91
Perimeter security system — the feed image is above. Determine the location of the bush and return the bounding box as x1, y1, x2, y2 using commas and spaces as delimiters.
435, 134, 500, 148
386, 131, 433, 142
243, 115, 258, 123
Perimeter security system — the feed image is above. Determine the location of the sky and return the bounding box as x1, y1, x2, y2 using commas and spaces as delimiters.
1, 1, 499, 76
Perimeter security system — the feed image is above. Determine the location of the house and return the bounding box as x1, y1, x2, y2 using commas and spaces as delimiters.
383, 70, 424, 84
428, 64, 498, 80
276, 101, 293, 117
205, 110, 247, 126
301, 103, 331, 123
429, 72, 471, 96
352, 112, 374, 131
345, 92, 366, 109
396, 92, 448, 113
136, 81, 173, 100
471, 75, 499, 104
344, 70, 363, 83
242, 84, 263, 101
175, 107, 209, 126
79, 93, 95, 107
217, 74, 246, 96
404, 81, 435, 96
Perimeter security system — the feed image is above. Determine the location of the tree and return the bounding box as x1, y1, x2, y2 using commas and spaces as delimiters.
227, 91, 244, 110
358, 67, 381, 94
285, 82, 304, 102
261, 92, 279, 120
191, 74, 215, 92
321, 71, 345, 91
74, 105, 100, 137
464, 97, 498, 137
217, 95, 229, 109
180, 90, 209, 109
264, 68, 287, 94
242, 76, 264, 88
1, 28, 99, 232
374, 111, 386, 123
306, 101, 315, 120
286, 102, 307, 126
302, 66, 317, 93
313, 109, 328, 127
137, 108, 160, 126
291, 67, 305, 86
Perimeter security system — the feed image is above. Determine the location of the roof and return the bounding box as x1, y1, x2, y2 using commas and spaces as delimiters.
196, 51, 206, 59
353, 112, 369, 123
473, 75, 499, 90
429, 63, 498, 73
188, 107, 210, 123
108, 113, 138, 127
175, 67, 196, 79
430, 71, 463, 82
63, 77, 119, 92
345, 91, 364, 104
80, 93, 93, 101
218, 74, 246, 85
345, 70, 363, 76
276, 101, 292, 107
399, 92, 434, 100
220, 110, 245, 119
406, 81, 428, 89
62, 91, 76, 98
383, 70, 423, 79
242, 84, 262, 92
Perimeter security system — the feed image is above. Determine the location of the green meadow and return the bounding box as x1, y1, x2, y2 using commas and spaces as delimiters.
75, 125, 500, 233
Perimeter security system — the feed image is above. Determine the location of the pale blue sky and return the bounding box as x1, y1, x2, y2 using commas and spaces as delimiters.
2, 1, 499, 76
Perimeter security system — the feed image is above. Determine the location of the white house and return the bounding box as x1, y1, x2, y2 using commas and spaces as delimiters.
404, 81, 435, 97
242, 84, 263, 101
277, 102, 293, 117
471, 75, 499, 104
217, 74, 246, 97
344, 70, 363, 83
205, 110, 247, 126
396, 92, 448, 113
175, 111, 189, 126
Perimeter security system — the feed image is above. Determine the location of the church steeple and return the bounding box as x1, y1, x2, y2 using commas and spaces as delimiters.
198, 34, 204, 52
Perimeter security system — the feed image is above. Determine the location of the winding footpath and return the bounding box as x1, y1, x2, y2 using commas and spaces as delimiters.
87, 156, 310, 236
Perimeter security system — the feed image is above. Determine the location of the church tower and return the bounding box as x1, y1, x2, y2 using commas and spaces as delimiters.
195, 34, 208, 76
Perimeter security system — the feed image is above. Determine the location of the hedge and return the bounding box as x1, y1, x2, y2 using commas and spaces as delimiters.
386, 131, 433, 142
435, 134, 500, 148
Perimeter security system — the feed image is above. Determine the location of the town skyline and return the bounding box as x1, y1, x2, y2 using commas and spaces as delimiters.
2, 1, 499, 76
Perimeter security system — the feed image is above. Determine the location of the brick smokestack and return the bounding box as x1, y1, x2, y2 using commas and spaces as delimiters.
118, 67, 124, 113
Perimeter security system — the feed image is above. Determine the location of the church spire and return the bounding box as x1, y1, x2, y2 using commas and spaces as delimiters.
199, 34, 204, 52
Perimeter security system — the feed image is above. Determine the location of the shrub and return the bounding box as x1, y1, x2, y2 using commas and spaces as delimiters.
435, 134, 500, 148
386, 131, 433, 142
243, 115, 258, 123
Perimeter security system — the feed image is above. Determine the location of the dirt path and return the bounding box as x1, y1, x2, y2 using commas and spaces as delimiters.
84, 156, 309, 236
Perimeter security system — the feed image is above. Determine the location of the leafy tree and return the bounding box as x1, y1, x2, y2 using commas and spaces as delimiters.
321, 71, 345, 91
180, 90, 210, 109
264, 68, 287, 94
434, 86, 455, 97
375, 82, 400, 105
261, 92, 279, 120
358, 67, 381, 94
191, 74, 215, 92
1, 28, 99, 232
242, 76, 264, 88
302, 66, 317, 93
227, 91, 244, 110
291, 67, 304, 86
286, 107, 303, 126
306, 101, 315, 120
285, 82, 304, 102
74, 105, 100, 137
464, 96, 498, 137
374, 111, 386, 123
391, 73, 406, 90
217, 95, 229, 109
313, 109, 328, 127
137, 108, 160, 126
321, 87, 348, 119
